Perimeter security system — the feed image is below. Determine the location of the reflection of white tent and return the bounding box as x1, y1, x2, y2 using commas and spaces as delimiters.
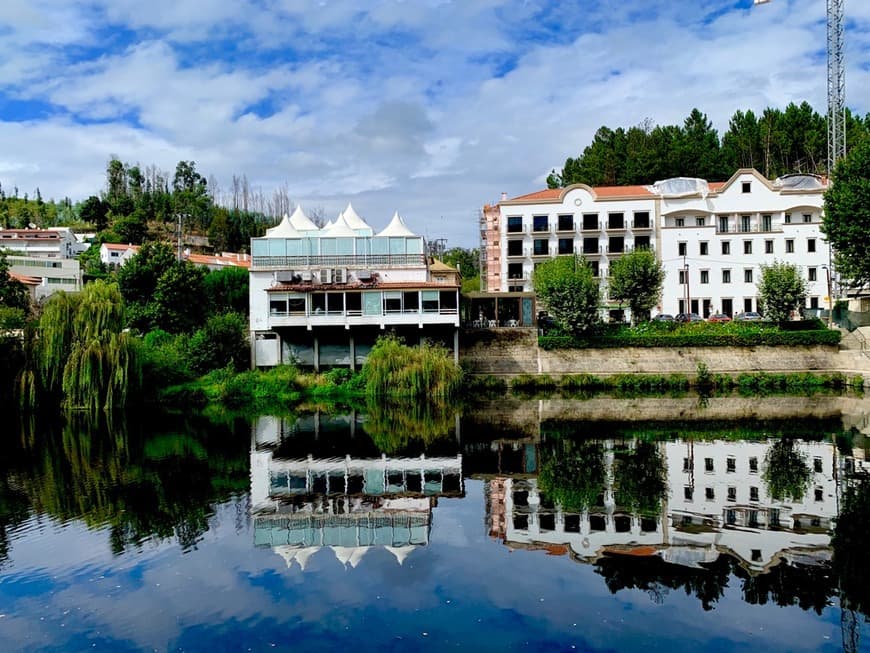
295, 547, 319, 571
386, 545, 416, 566
349, 547, 368, 568
331, 546, 355, 567
274, 545, 299, 568
658, 545, 719, 569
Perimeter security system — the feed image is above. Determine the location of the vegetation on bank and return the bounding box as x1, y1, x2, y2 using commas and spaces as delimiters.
539, 318, 841, 350
156, 335, 462, 412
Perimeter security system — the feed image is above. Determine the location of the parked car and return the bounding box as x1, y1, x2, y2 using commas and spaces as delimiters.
652, 313, 674, 322
675, 312, 703, 323
735, 311, 763, 321
707, 313, 732, 323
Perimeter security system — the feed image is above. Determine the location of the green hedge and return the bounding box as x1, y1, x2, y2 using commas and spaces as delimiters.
540, 329, 841, 350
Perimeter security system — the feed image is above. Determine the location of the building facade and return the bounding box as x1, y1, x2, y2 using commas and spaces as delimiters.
249, 204, 460, 369
0, 228, 83, 298
485, 169, 830, 319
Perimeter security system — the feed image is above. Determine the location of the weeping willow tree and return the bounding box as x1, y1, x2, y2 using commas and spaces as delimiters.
19, 281, 139, 413
361, 335, 462, 399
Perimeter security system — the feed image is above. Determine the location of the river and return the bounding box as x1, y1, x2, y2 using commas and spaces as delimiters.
1, 395, 869, 652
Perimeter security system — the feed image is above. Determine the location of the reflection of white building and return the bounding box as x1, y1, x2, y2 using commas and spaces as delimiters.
251, 415, 463, 570
665, 439, 836, 572
490, 438, 838, 574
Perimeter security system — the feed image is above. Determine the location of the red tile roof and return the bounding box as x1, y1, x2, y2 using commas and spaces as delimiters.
9, 271, 41, 286
506, 184, 654, 203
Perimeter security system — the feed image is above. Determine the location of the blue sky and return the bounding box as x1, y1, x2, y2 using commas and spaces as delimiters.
0, 0, 868, 246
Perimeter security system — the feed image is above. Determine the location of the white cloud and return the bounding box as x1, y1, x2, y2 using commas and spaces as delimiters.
0, 0, 866, 245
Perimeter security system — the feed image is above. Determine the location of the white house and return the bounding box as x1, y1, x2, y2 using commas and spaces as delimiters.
486, 169, 831, 320
248, 204, 460, 369
0, 228, 83, 298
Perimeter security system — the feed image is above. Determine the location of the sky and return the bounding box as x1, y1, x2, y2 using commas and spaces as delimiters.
0, 0, 869, 247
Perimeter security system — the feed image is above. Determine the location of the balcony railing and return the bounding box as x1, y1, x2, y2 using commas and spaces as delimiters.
252, 254, 427, 268
270, 307, 459, 319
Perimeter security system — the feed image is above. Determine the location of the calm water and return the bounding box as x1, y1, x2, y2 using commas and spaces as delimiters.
2, 400, 870, 652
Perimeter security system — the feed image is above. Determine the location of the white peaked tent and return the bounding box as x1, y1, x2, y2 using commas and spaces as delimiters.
376, 211, 416, 238
320, 213, 358, 238
385, 545, 416, 566
341, 203, 373, 234
265, 214, 303, 238
288, 205, 320, 232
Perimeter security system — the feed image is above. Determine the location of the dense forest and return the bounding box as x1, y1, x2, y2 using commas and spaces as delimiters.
548, 103, 870, 188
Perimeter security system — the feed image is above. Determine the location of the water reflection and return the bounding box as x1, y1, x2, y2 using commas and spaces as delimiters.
1, 412, 250, 557
2, 402, 870, 651
485, 432, 856, 615
251, 413, 463, 569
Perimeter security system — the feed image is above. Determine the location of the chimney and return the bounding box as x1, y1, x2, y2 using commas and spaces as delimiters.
500, 192, 508, 201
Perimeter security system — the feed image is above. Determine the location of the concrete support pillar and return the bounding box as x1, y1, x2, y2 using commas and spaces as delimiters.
250, 331, 257, 369
314, 335, 320, 372
349, 334, 355, 372
453, 328, 459, 365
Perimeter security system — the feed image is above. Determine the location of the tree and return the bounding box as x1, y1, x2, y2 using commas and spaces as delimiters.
79, 196, 109, 231
757, 261, 808, 322
532, 255, 599, 336
203, 266, 249, 316
607, 248, 665, 325
149, 262, 207, 333
0, 251, 29, 312
187, 312, 249, 373
823, 139, 870, 290
20, 281, 137, 412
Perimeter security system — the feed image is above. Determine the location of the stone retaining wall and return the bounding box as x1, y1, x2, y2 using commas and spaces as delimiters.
460, 329, 870, 382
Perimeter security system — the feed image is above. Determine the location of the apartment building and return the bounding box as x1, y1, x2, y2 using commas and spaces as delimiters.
485, 169, 829, 319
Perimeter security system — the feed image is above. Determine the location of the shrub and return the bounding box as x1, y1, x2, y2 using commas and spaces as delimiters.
187, 312, 250, 374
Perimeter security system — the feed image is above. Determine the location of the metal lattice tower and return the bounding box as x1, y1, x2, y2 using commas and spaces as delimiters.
827, 0, 846, 171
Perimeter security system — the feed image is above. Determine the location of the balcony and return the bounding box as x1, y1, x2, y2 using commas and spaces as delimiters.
631, 219, 652, 230
606, 220, 626, 232
269, 305, 460, 330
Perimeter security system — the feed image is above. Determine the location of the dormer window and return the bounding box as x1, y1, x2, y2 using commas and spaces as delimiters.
742, 181, 751, 193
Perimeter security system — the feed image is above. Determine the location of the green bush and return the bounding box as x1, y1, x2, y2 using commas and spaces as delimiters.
540, 322, 840, 349
187, 312, 250, 374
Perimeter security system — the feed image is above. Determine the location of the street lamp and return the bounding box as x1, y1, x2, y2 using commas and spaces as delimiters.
822, 264, 833, 327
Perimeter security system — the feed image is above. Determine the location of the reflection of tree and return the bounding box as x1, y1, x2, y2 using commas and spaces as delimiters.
738, 561, 834, 614
362, 398, 455, 455
833, 478, 870, 618
594, 552, 732, 611
538, 439, 605, 512
5, 412, 249, 554
763, 438, 812, 502
613, 441, 667, 517
595, 551, 837, 614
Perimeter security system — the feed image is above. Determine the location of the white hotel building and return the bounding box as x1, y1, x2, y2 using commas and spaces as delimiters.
249, 204, 460, 368
487, 169, 830, 319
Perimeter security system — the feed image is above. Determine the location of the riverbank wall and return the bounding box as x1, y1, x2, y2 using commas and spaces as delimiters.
460, 329, 870, 383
